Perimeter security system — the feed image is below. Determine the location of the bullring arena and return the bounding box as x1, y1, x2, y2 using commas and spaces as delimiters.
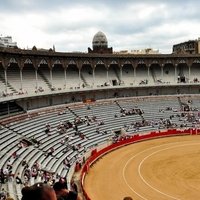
1, 32, 200, 200
83, 135, 200, 200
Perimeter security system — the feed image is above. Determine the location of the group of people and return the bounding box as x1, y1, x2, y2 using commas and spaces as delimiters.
35, 86, 44, 93
119, 107, 144, 117
21, 180, 81, 200
2, 91, 14, 97
0, 159, 15, 184
0, 188, 14, 200
1, 88, 28, 97
20, 181, 133, 200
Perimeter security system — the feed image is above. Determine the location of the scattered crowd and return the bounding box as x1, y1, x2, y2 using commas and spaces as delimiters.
1, 98, 200, 200
20, 179, 81, 200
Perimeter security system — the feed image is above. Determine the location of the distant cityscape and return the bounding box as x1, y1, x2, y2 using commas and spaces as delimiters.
1, 34, 200, 55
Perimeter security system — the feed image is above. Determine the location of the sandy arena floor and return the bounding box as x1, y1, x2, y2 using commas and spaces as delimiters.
83, 135, 200, 200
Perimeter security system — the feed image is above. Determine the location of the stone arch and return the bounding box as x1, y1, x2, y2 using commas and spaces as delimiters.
81, 60, 93, 87
0, 60, 7, 94
108, 60, 120, 85
96, 59, 105, 66
136, 60, 148, 85
149, 62, 161, 83
163, 62, 175, 84
7, 57, 18, 68
190, 59, 200, 83
122, 60, 134, 86
37, 58, 51, 91
51, 59, 65, 90
68, 59, 77, 65
39, 58, 48, 67
53, 59, 62, 66
176, 59, 188, 83
24, 58, 33, 65
66, 60, 80, 89
95, 60, 107, 87
23, 58, 36, 92
6, 57, 21, 92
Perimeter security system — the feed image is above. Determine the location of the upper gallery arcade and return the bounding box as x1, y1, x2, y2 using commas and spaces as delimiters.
0, 31, 200, 95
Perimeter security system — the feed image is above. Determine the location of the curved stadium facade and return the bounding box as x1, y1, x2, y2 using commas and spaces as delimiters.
0, 32, 200, 112
1, 32, 200, 199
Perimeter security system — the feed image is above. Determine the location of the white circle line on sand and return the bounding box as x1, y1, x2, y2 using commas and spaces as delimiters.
122, 140, 200, 200
138, 142, 200, 200
122, 141, 182, 200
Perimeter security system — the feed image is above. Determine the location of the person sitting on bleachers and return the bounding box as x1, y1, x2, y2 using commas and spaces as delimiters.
98, 120, 104, 126
63, 159, 70, 171
33, 161, 40, 171
0, 188, 6, 200
193, 78, 198, 83
16, 173, 23, 184
46, 147, 55, 157
51, 86, 56, 91
2, 91, 7, 97
123, 197, 133, 200
21, 182, 57, 200
24, 168, 31, 183
0, 169, 6, 184
36, 86, 44, 92
12, 151, 19, 159
79, 132, 85, 140
45, 123, 51, 134
53, 181, 82, 200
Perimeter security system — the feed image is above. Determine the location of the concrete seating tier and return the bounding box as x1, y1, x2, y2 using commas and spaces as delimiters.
1, 96, 200, 199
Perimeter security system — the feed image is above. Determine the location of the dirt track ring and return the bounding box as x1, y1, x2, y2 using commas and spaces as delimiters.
84, 136, 200, 200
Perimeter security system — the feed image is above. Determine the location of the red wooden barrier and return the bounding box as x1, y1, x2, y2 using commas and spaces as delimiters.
80, 128, 200, 200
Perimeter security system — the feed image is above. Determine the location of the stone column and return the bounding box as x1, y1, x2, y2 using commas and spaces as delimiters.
92, 67, 95, 86
50, 68, 53, 89
147, 64, 150, 82
133, 65, 136, 84
35, 68, 38, 89
64, 68, 67, 89
188, 64, 191, 83
20, 69, 23, 90
161, 64, 164, 80
106, 65, 109, 82
78, 68, 81, 87
174, 64, 177, 83
120, 65, 123, 83
4, 69, 8, 93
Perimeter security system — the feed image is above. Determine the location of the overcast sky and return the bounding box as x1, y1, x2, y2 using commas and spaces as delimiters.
1, 0, 200, 53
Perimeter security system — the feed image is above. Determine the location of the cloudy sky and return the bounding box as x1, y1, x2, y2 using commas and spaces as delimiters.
0, 0, 200, 53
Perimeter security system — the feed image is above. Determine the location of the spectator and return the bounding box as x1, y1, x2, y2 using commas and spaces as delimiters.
0, 188, 6, 200
123, 197, 133, 200
12, 151, 19, 159
21, 182, 56, 200
46, 147, 54, 157
0, 168, 5, 184
53, 181, 82, 200
16, 173, 23, 184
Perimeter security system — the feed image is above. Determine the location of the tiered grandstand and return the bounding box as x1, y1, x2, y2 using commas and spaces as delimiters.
1, 95, 200, 199
1, 32, 200, 200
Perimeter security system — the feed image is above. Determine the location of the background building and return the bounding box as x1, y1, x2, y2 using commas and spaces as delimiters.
0, 36, 17, 48
173, 38, 200, 54
114, 48, 160, 55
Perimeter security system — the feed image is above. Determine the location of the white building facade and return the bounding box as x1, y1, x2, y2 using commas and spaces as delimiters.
0, 36, 17, 48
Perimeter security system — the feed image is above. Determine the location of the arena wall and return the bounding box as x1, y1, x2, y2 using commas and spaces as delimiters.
1, 83, 200, 112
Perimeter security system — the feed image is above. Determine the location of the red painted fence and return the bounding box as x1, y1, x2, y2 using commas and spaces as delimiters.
80, 128, 200, 200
